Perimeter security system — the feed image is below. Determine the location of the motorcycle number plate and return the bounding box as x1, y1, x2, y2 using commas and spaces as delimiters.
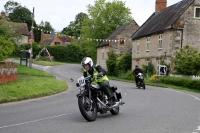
78, 76, 85, 87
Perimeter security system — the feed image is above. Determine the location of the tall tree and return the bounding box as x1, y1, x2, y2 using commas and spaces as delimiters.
4, 0, 21, 16
81, 0, 132, 39
61, 12, 88, 37
7, 6, 32, 31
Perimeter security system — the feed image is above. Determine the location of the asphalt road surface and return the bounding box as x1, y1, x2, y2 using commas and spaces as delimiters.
0, 64, 200, 133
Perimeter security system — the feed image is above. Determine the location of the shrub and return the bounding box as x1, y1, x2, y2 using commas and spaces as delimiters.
106, 50, 118, 76
115, 52, 131, 74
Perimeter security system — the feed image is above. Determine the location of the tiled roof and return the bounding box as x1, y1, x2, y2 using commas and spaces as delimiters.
131, 0, 194, 39
97, 20, 137, 47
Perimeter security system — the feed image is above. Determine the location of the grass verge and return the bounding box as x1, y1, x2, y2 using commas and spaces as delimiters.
108, 75, 200, 93
0, 63, 67, 104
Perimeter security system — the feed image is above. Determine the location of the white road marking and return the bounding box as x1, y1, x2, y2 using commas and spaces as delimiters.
165, 88, 200, 133
165, 88, 200, 101
43, 66, 51, 71
0, 113, 71, 129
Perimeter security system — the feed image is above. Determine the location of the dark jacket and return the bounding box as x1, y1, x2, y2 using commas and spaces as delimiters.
83, 65, 106, 77
133, 68, 143, 77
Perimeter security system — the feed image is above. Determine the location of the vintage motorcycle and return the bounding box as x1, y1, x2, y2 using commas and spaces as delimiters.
73, 75, 124, 121
136, 73, 145, 89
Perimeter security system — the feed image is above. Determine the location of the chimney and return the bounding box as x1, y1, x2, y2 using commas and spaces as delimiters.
156, 0, 167, 12
1, 11, 6, 19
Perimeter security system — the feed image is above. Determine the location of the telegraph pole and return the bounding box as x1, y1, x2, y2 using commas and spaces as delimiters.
29, 7, 34, 69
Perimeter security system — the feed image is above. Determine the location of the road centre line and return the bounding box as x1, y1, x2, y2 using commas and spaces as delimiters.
0, 113, 71, 129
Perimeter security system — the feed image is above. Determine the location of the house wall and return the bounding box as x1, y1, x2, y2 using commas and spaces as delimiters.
179, 0, 200, 50
18, 35, 29, 44
132, 30, 173, 73
96, 46, 109, 69
50, 36, 64, 45
97, 20, 139, 70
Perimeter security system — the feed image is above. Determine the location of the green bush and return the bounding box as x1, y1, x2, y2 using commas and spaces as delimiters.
106, 50, 118, 76
115, 52, 131, 74
160, 76, 200, 90
142, 61, 155, 77
118, 70, 135, 80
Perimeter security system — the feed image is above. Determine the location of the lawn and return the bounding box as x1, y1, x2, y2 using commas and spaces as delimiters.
0, 63, 67, 103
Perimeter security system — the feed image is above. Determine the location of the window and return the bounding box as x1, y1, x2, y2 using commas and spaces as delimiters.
137, 40, 140, 53
120, 38, 125, 44
146, 61, 150, 65
158, 34, 162, 49
195, 7, 200, 18
146, 37, 150, 51
55, 42, 60, 45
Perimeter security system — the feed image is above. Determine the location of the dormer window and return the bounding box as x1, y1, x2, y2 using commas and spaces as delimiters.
194, 7, 200, 18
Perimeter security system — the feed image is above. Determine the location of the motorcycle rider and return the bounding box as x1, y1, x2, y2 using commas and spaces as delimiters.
133, 64, 143, 87
81, 57, 115, 103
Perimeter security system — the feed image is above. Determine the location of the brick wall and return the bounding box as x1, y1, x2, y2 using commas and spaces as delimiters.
0, 61, 18, 83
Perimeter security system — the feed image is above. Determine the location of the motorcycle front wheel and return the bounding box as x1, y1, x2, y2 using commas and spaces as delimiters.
110, 106, 119, 115
78, 96, 97, 121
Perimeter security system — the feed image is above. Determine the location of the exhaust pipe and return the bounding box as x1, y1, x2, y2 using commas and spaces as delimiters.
97, 98, 124, 109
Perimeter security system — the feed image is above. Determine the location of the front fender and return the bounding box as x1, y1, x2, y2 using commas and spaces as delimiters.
76, 90, 88, 98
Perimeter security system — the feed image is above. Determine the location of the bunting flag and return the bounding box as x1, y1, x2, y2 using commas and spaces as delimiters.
31, 26, 126, 43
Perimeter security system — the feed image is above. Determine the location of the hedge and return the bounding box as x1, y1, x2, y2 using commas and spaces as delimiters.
160, 76, 200, 90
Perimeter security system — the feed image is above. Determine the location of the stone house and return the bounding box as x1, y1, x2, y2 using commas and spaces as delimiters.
96, 20, 139, 69
0, 11, 30, 44
40, 31, 71, 45
131, 0, 200, 73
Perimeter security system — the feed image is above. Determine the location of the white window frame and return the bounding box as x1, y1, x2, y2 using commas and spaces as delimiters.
136, 40, 140, 53
146, 37, 150, 51
158, 34, 162, 49
194, 6, 200, 19
146, 61, 150, 65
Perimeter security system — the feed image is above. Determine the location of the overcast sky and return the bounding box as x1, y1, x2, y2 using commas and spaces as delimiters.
0, 0, 181, 32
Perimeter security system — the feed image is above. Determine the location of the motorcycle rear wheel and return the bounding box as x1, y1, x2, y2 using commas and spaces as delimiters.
78, 96, 97, 121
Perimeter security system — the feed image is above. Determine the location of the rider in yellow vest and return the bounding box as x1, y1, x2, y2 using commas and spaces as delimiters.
81, 57, 114, 100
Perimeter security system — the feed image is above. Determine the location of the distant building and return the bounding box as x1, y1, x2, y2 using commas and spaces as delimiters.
0, 11, 31, 44
96, 20, 139, 69
40, 31, 72, 45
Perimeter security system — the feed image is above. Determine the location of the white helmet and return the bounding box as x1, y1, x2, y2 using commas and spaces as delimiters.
81, 57, 93, 68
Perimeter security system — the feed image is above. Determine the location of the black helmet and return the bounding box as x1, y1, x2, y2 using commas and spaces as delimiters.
135, 64, 139, 68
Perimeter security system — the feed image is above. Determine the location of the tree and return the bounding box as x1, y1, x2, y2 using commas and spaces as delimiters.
4, 0, 21, 16
174, 45, 200, 75
7, 6, 32, 31
106, 50, 118, 75
81, 0, 132, 39
61, 12, 88, 37
0, 18, 15, 61
115, 52, 132, 73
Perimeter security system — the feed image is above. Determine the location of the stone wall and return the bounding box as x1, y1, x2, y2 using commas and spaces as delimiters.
0, 61, 18, 83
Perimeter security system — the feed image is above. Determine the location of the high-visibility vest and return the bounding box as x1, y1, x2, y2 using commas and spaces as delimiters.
85, 65, 108, 84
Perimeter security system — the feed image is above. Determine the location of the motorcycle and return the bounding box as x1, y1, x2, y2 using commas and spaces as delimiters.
73, 75, 124, 121
136, 73, 145, 89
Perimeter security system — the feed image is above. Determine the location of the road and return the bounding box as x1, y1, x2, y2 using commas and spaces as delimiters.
0, 64, 200, 133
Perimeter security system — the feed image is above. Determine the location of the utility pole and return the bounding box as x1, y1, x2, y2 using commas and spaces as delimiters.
29, 7, 34, 69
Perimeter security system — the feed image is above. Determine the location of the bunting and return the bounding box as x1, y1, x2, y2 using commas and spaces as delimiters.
31, 26, 126, 43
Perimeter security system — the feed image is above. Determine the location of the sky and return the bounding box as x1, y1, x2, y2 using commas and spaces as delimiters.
0, 0, 181, 32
